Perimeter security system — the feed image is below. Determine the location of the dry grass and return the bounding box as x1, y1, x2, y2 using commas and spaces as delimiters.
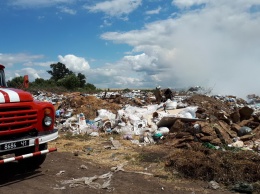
49, 132, 169, 176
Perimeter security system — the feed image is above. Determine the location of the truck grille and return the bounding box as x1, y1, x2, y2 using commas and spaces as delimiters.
0, 106, 37, 132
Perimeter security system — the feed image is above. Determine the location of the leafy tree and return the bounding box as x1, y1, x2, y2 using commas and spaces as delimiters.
123, 88, 131, 92
58, 73, 80, 90
34, 78, 46, 85
45, 79, 57, 86
7, 76, 24, 88
47, 62, 73, 81
77, 73, 86, 87
85, 83, 96, 91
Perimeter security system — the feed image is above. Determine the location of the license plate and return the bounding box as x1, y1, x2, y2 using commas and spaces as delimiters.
0, 140, 30, 150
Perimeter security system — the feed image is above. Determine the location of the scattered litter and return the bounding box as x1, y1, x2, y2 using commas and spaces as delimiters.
89, 132, 99, 137
111, 139, 122, 150
56, 170, 65, 176
60, 163, 152, 191
80, 165, 88, 169
232, 182, 254, 193
238, 126, 252, 137
53, 185, 66, 190
61, 172, 113, 190
208, 180, 220, 190
229, 138, 244, 148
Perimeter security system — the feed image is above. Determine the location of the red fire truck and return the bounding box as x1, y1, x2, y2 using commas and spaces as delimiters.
0, 64, 58, 167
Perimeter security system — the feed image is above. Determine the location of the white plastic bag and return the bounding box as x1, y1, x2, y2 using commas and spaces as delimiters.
157, 127, 170, 135
97, 109, 116, 120
165, 100, 177, 110
78, 113, 86, 128
177, 106, 198, 118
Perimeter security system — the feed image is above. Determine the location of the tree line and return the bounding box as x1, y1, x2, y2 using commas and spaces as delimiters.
7, 62, 97, 92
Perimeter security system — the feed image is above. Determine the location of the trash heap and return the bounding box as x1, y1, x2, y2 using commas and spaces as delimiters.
33, 90, 260, 193
171, 94, 260, 151
42, 90, 260, 153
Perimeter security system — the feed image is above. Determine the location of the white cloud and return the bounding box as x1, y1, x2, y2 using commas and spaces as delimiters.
85, 0, 142, 17
172, 0, 209, 9
0, 53, 44, 67
101, 20, 176, 47
113, 76, 143, 87
23, 61, 56, 67
101, 0, 260, 98
3, 1, 260, 97
15, 68, 41, 79
122, 53, 158, 74
58, 54, 90, 73
8, 0, 73, 8
0, 53, 55, 81
8, 68, 44, 82
58, 6, 77, 15
38, 16, 45, 20
145, 6, 161, 15
1, 52, 147, 89
80, 57, 152, 89
100, 19, 112, 28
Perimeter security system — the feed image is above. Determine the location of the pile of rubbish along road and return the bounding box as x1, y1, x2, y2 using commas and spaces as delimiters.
33, 91, 260, 153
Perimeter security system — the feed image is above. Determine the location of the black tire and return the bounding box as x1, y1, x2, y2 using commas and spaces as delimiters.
16, 143, 48, 169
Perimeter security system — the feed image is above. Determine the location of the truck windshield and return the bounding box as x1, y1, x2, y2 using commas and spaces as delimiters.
0, 69, 7, 87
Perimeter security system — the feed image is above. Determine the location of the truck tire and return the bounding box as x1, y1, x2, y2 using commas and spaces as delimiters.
16, 143, 48, 169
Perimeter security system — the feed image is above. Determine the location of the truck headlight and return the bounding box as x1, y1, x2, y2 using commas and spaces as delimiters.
43, 116, 53, 126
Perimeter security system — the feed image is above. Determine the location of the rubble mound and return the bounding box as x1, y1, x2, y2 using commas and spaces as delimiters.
183, 94, 233, 119
60, 94, 122, 120
165, 144, 260, 187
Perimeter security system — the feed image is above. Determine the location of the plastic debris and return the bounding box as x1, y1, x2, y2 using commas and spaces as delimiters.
56, 170, 65, 176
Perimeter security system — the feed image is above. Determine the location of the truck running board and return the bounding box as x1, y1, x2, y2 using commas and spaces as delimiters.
0, 147, 57, 164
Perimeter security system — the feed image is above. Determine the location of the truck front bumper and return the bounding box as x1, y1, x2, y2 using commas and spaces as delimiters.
0, 129, 58, 154
0, 147, 57, 164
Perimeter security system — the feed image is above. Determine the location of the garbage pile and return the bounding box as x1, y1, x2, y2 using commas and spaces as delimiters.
169, 94, 260, 151
32, 90, 260, 193
33, 90, 258, 154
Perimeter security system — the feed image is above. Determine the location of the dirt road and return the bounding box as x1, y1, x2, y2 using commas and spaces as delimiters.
0, 151, 235, 194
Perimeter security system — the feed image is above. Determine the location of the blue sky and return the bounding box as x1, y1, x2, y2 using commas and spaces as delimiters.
0, 0, 260, 98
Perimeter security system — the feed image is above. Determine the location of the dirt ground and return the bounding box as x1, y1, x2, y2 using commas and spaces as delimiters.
0, 135, 237, 194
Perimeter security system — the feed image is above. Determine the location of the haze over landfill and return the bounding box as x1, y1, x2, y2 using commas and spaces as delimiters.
0, 0, 260, 99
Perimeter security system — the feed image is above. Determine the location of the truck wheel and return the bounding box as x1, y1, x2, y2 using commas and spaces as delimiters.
16, 143, 48, 169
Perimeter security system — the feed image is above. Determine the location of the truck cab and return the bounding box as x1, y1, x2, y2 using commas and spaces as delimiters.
0, 64, 58, 167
